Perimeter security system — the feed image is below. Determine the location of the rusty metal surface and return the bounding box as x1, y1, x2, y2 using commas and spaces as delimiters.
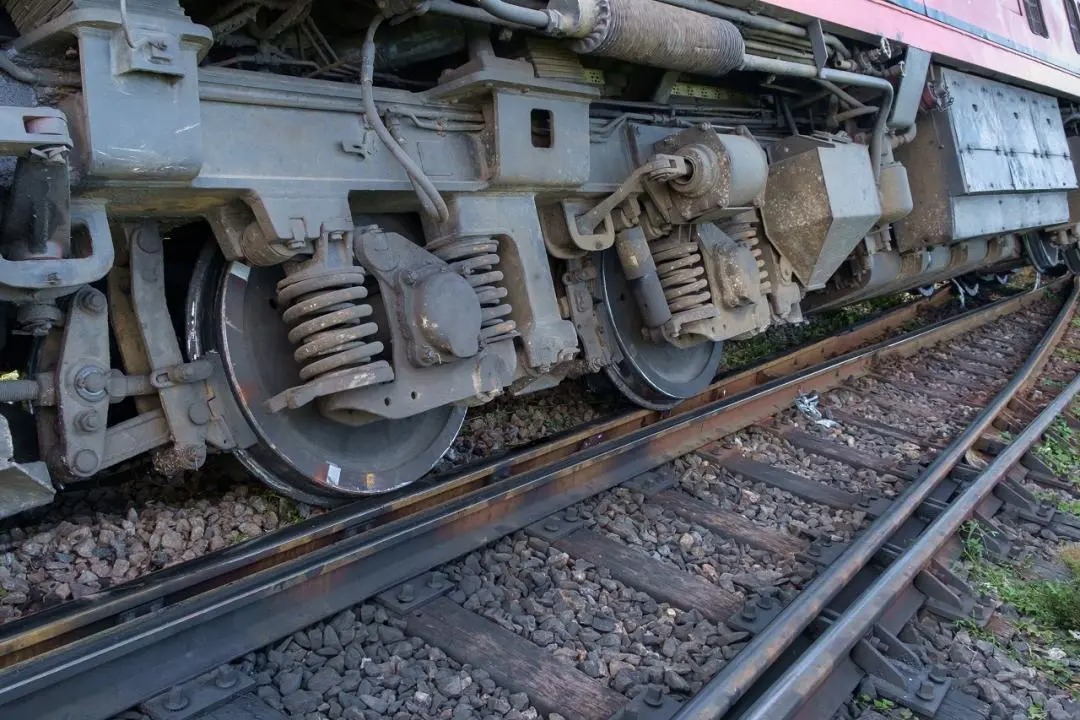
0, 281, 1060, 720
671, 278, 1079, 720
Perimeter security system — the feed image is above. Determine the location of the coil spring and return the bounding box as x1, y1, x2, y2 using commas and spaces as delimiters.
276, 260, 383, 385
429, 234, 518, 345
719, 214, 771, 293
648, 226, 716, 326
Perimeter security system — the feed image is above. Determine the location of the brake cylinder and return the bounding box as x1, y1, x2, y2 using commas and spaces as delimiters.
565, 0, 745, 76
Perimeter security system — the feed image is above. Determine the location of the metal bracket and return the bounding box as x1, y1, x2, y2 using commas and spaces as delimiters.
114, 31, 186, 77
797, 537, 847, 567
0, 413, 54, 519
128, 221, 209, 473
916, 561, 994, 627
854, 491, 894, 519
561, 258, 607, 373
141, 666, 255, 720
525, 507, 586, 542
851, 625, 952, 718
970, 510, 1017, 562
0, 107, 71, 155
914, 497, 950, 523
993, 479, 1056, 526
728, 594, 784, 635
808, 19, 829, 72
376, 571, 453, 614
56, 286, 111, 478
622, 466, 677, 496
608, 685, 684, 720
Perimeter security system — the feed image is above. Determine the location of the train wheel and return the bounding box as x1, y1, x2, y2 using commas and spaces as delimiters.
596, 249, 723, 411
186, 245, 465, 505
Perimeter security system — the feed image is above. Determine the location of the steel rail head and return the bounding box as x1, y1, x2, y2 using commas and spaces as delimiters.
0, 280, 1067, 720
670, 277, 1079, 720
740, 373, 1080, 720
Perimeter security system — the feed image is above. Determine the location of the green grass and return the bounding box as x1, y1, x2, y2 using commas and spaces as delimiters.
721, 292, 917, 371
958, 523, 1080, 693
1035, 420, 1080, 478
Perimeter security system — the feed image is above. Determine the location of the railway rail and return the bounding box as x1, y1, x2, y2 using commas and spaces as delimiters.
0, 279, 1076, 720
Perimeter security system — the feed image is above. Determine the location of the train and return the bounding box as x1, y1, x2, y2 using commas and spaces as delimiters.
0, 0, 1076, 516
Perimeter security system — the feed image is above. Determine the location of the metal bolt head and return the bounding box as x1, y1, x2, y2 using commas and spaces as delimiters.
75, 367, 108, 399
188, 401, 212, 426
928, 667, 947, 684
214, 665, 238, 689
427, 573, 446, 590
917, 681, 935, 700
402, 270, 418, 286
135, 228, 163, 254
164, 686, 189, 712
563, 508, 579, 522
757, 595, 774, 610
75, 410, 102, 433
741, 604, 758, 620
543, 521, 560, 532
807, 543, 821, 557
397, 583, 415, 603
72, 449, 99, 475
79, 289, 107, 315
643, 685, 664, 708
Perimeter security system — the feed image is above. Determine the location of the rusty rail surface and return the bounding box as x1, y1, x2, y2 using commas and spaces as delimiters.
674, 276, 1080, 720
0, 281, 1065, 720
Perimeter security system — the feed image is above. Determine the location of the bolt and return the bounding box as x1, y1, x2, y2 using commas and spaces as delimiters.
214, 665, 238, 689
427, 573, 446, 590
79, 289, 107, 315
72, 449, 99, 475
756, 595, 774, 610
807, 543, 821, 557
821, 538, 833, 547
164, 686, 189, 712
188, 401, 211, 426
917, 681, 935, 701
402, 270, 418, 286
643, 685, 664, 708
563, 508, 579, 522
75, 410, 102, 433
397, 583, 415, 603
135, 228, 163, 254
928, 667, 947, 684
741, 604, 758, 621
543, 520, 560, 532
75, 367, 108, 399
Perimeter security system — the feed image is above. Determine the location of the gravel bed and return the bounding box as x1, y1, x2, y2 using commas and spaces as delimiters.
819, 387, 961, 443
115, 601, 544, 720
730, 427, 908, 497
675, 454, 867, 543
442, 529, 743, 700
851, 376, 980, 424
437, 381, 623, 472
0, 457, 307, 623
583, 485, 815, 598
774, 408, 931, 468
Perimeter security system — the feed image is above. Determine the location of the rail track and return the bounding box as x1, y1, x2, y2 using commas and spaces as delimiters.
0, 280, 1076, 720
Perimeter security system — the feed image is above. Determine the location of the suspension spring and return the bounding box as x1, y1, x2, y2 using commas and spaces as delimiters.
718, 213, 771, 294
428, 234, 518, 345
648, 225, 717, 330
276, 244, 383, 388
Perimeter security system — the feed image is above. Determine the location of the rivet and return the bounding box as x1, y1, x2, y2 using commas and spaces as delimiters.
72, 449, 99, 475
397, 583, 415, 603
164, 686, 188, 712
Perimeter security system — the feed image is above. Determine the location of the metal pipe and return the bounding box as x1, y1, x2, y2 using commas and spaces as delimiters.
741, 369, 1080, 720
815, 78, 865, 108
473, 0, 551, 29
427, 0, 528, 26
655, 0, 850, 58
669, 279, 1080, 720
741, 54, 896, 178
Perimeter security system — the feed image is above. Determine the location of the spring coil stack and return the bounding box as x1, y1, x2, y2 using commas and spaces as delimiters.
428, 233, 518, 345
649, 225, 717, 331
276, 237, 384, 391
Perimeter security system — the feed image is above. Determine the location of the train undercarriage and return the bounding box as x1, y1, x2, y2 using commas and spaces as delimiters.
0, 0, 1076, 515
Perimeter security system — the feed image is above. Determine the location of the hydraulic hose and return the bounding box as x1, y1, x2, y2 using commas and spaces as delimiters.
360, 16, 449, 222
473, 0, 551, 29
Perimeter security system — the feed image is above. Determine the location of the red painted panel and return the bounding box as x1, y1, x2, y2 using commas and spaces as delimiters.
753, 0, 1080, 100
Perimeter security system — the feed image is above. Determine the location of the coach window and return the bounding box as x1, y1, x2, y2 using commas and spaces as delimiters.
1025, 0, 1050, 36
1066, 0, 1080, 49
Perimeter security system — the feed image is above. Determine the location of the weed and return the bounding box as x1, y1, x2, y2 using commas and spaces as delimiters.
872, 698, 896, 711
1034, 420, 1079, 478
1029, 704, 1047, 720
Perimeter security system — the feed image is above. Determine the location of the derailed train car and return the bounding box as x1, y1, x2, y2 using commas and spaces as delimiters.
0, 0, 1076, 515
